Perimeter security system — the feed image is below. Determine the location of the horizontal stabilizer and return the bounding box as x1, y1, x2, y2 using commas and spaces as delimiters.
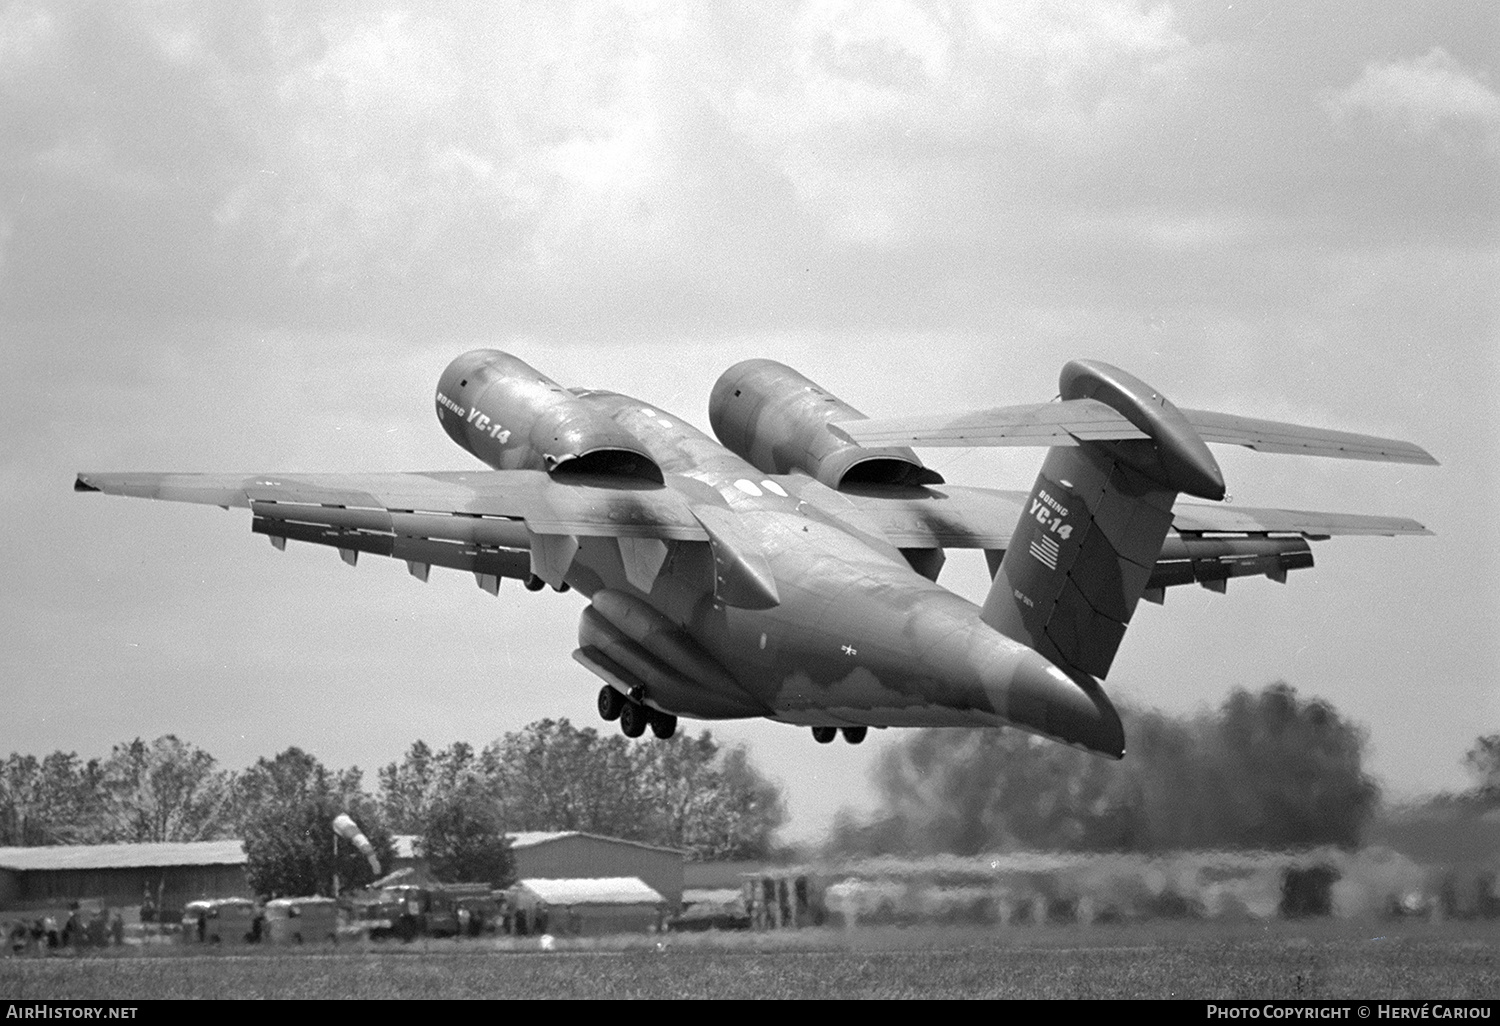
836, 399, 1145, 448
1180, 409, 1438, 465
839, 402, 1435, 466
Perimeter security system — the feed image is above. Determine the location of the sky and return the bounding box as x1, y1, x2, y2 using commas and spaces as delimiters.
1, 1, 1496, 846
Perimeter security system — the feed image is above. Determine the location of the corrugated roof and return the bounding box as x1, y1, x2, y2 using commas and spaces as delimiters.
508, 831, 580, 850
0, 840, 246, 872
515, 876, 665, 906
510, 831, 685, 856
392, 832, 574, 859
392, 831, 685, 859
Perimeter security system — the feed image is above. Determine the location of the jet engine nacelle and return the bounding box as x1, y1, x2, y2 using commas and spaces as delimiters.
708, 359, 942, 488
435, 350, 663, 483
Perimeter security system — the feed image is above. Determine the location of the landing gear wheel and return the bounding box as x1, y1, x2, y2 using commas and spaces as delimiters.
598, 686, 625, 722
619, 701, 648, 738
524, 575, 546, 592
841, 726, 867, 745
649, 710, 678, 740
811, 726, 837, 744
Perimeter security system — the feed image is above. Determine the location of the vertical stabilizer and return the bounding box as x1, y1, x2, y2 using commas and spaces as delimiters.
982, 361, 1225, 680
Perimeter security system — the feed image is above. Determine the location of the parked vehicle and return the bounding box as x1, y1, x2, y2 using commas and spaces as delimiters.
347, 885, 460, 941
262, 896, 340, 945
181, 898, 259, 944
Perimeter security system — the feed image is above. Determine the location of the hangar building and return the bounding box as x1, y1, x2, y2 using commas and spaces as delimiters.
0, 831, 684, 918
0, 841, 248, 917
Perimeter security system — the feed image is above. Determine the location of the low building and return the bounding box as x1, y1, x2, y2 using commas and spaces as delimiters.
0, 830, 687, 923
393, 830, 685, 908
0, 841, 248, 920
509, 876, 667, 936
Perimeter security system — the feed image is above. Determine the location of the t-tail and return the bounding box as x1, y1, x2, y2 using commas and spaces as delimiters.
838, 359, 1433, 691
981, 361, 1227, 681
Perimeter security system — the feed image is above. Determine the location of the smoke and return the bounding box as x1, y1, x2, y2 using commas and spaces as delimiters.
803, 847, 1438, 926
829, 682, 1379, 857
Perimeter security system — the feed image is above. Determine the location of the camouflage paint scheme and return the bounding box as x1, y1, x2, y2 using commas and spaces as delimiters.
76, 351, 1436, 758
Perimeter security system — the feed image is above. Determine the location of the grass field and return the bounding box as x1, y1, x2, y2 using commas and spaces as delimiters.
2, 920, 1497, 1000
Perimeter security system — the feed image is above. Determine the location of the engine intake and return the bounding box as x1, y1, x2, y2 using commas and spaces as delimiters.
708, 359, 942, 489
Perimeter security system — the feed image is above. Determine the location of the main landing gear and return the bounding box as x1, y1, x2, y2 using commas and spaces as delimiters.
597, 686, 677, 740
811, 726, 866, 744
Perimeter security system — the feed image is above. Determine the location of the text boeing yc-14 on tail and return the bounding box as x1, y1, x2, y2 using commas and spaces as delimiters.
77, 353, 1436, 758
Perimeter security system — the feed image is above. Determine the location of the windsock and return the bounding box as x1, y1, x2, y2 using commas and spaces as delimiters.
332, 813, 381, 876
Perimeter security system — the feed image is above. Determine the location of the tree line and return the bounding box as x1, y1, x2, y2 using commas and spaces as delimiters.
0, 719, 787, 895
828, 682, 1496, 857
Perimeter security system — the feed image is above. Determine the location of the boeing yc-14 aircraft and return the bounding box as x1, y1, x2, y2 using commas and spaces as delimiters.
76, 352, 1436, 758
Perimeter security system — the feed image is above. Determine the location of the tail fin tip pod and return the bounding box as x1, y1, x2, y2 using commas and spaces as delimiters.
1059, 360, 1226, 501
982, 360, 1222, 680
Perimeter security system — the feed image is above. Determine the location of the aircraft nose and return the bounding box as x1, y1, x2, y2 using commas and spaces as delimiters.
999, 652, 1125, 759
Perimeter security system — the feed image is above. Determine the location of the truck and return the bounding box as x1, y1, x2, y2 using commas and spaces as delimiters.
180, 898, 259, 945
262, 896, 341, 945
347, 884, 460, 941
347, 883, 504, 940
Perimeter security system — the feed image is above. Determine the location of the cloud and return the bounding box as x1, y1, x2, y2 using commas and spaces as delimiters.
728, 1, 1198, 247
0, 2, 1492, 338
0, 3, 56, 79
1326, 47, 1500, 151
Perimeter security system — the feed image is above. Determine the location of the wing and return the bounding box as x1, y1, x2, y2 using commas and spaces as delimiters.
75, 470, 709, 592
826, 484, 1030, 548
1168, 502, 1433, 538
831, 483, 1430, 598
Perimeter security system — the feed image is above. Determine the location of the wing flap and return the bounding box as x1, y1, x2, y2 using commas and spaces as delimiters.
248, 515, 534, 581
1144, 535, 1315, 602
